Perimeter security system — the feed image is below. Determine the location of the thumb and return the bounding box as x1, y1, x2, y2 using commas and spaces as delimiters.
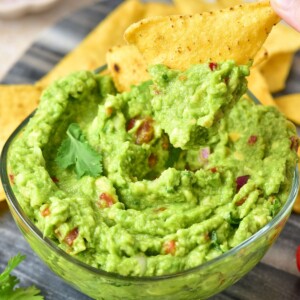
271, 0, 300, 32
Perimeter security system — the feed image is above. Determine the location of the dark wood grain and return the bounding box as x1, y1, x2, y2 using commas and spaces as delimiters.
0, 0, 300, 299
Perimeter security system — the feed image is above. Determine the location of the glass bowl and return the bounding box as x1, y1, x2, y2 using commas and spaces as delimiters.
1, 113, 299, 300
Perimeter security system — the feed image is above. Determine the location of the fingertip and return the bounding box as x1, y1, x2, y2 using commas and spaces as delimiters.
270, 0, 300, 32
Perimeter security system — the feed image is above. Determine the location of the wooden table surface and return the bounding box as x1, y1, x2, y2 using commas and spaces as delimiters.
0, 1, 300, 299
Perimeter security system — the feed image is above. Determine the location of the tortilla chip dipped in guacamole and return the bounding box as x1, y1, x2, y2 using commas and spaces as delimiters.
5, 1, 299, 277
124, 0, 280, 70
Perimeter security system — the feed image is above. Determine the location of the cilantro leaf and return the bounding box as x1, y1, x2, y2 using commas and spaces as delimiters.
0, 254, 44, 300
2, 286, 44, 300
56, 123, 102, 178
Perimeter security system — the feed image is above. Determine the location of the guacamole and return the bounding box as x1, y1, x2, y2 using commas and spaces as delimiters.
8, 61, 298, 276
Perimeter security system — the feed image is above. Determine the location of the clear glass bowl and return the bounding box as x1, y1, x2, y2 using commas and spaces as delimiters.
1, 113, 299, 300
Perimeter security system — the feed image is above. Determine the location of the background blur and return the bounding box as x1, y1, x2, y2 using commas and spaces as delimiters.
0, 0, 97, 80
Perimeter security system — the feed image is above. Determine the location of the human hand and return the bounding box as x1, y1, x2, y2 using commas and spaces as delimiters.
270, 0, 300, 32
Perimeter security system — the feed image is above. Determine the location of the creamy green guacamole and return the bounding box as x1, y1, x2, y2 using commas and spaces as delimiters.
8, 61, 298, 276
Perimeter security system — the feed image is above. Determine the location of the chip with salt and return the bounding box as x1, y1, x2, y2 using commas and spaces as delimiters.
106, 45, 150, 92
124, 0, 280, 70
0, 84, 42, 201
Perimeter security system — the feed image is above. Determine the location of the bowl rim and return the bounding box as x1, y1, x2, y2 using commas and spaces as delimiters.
1, 111, 299, 282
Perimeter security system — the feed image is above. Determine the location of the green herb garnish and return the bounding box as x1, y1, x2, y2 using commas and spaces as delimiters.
210, 230, 222, 251
228, 212, 241, 228
0, 254, 44, 300
56, 123, 102, 178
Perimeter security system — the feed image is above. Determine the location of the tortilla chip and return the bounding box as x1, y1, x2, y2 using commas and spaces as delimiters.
253, 47, 269, 67
257, 23, 300, 93
107, 45, 150, 92
37, 0, 147, 87
275, 94, 300, 125
0, 190, 5, 202
260, 52, 294, 93
125, 1, 280, 70
262, 23, 300, 59
0, 84, 42, 201
247, 68, 276, 106
105, 1, 179, 92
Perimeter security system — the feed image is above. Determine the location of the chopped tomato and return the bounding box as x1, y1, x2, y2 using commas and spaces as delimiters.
290, 136, 299, 152
99, 193, 114, 207
127, 117, 155, 144
235, 197, 247, 206
148, 153, 157, 168
126, 118, 136, 131
105, 107, 113, 116
248, 135, 258, 145
162, 134, 169, 150
210, 167, 218, 173
9, 174, 15, 184
136, 118, 154, 145
153, 88, 161, 95
51, 176, 59, 183
203, 232, 210, 241
296, 245, 300, 272
41, 207, 50, 217
64, 227, 79, 246
154, 207, 167, 213
164, 240, 176, 255
209, 62, 218, 71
